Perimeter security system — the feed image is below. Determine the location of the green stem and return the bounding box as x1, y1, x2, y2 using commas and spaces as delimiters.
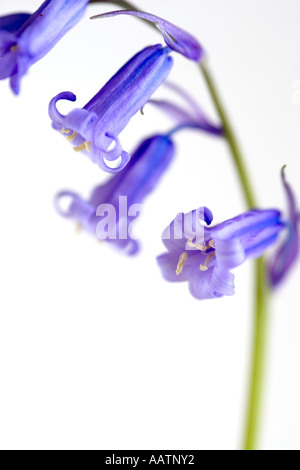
89, 1, 270, 449
199, 60, 256, 209
199, 59, 269, 450
244, 257, 269, 450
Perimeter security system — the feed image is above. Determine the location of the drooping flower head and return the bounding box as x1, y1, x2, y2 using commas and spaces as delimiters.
268, 167, 299, 287
0, 0, 89, 94
55, 133, 175, 255
148, 81, 223, 135
49, 44, 173, 173
91, 9, 204, 61
157, 171, 299, 299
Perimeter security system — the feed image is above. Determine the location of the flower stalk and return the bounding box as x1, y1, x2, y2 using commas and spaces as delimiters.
90, 0, 281, 451
199, 58, 269, 450
199, 60, 256, 210
243, 256, 269, 450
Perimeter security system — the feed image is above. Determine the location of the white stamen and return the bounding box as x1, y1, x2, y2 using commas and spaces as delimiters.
200, 252, 216, 272
176, 252, 188, 275
73, 141, 91, 152
187, 238, 207, 251
66, 131, 77, 142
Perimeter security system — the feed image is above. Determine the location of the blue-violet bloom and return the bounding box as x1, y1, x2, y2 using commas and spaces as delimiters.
91, 9, 204, 61
268, 167, 299, 287
0, 0, 88, 94
157, 171, 299, 299
55, 134, 175, 255
149, 81, 222, 132
0, 14, 31, 33
49, 44, 173, 172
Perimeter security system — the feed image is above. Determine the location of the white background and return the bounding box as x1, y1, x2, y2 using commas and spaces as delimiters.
0, 0, 299, 450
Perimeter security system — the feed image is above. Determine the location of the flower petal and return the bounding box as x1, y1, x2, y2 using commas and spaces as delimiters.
188, 264, 235, 300
209, 209, 281, 241
50, 45, 173, 172
0, 14, 30, 33
91, 9, 204, 61
214, 237, 245, 269
91, 45, 173, 138
161, 206, 213, 253
48, 91, 77, 127
17, 0, 89, 59
157, 251, 199, 283
269, 167, 300, 287
210, 265, 235, 297
149, 99, 224, 136
0, 1, 88, 94
63, 107, 98, 140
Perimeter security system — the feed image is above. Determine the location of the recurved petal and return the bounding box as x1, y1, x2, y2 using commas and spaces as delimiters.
210, 265, 235, 297
48, 91, 77, 127
55, 190, 95, 223
188, 264, 235, 300
96, 149, 131, 174
161, 206, 213, 253
91, 10, 204, 61
269, 168, 299, 287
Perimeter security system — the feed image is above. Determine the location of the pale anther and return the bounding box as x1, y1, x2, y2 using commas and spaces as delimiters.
73, 141, 91, 152
176, 252, 188, 275
66, 131, 77, 141
208, 239, 215, 248
61, 128, 71, 134
187, 238, 207, 251
200, 252, 216, 272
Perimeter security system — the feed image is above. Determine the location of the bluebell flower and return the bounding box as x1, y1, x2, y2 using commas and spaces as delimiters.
49, 44, 173, 173
55, 134, 175, 255
157, 171, 299, 299
268, 167, 299, 287
148, 81, 223, 135
91, 9, 204, 61
0, 0, 89, 94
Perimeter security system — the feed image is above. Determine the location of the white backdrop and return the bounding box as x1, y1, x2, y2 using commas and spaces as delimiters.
0, 0, 299, 450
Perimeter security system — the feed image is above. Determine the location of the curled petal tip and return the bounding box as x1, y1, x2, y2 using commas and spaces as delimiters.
48, 91, 77, 125
49, 45, 172, 172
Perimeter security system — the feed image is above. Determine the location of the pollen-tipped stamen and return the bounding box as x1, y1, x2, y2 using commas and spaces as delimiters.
61, 128, 71, 134
187, 238, 207, 251
66, 131, 77, 142
176, 252, 188, 275
188, 238, 215, 251
73, 141, 91, 152
208, 239, 215, 249
200, 251, 216, 272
